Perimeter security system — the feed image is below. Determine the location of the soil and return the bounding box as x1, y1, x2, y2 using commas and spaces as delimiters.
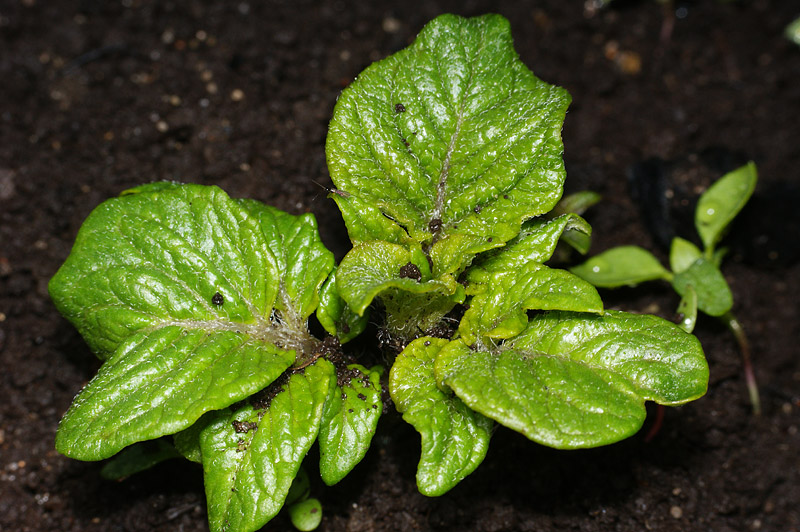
1, 1, 799, 531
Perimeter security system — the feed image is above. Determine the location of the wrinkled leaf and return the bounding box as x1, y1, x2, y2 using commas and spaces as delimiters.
390, 338, 492, 496
238, 200, 335, 325
470, 214, 591, 282
436, 311, 708, 449
56, 327, 295, 460
327, 14, 571, 275
100, 439, 180, 480
460, 262, 603, 344
336, 240, 464, 338
669, 237, 703, 274
695, 162, 757, 251
318, 364, 383, 485
50, 183, 332, 460
50, 183, 284, 358
201, 360, 334, 532
570, 245, 671, 287
671, 258, 733, 317
316, 268, 369, 344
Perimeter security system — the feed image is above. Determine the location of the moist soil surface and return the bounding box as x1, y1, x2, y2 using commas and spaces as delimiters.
2, 1, 799, 531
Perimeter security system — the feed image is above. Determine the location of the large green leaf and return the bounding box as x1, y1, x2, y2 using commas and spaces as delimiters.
695, 162, 757, 251
55, 327, 294, 460
390, 338, 492, 496
671, 258, 733, 317
436, 311, 708, 449
570, 245, 671, 288
327, 14, 571, 275
50, 183, 332, 460
318, 364, 383, 485
460, 262, 603, 344
200, 360, 334, 532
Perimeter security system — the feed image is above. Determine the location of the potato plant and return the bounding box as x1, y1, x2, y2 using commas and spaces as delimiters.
50, 14, 709, 532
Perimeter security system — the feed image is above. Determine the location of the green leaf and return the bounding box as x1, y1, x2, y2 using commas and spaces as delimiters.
285, 467, 311, 506
460, 262, 603, 344
336, 240, 464, 338
327, 14, 571, 275
669, 237, 703, 274
237, 200, 335, 325
550, 190, 602, 217
671, 258, 733, 317
201, 360, 334, 532
50, 183, 334, 460
570, 246, 671, 287
174, 418, 205, 464
695, 162, 757, 251
316, 268, 369, 344
100, 439, 180, 480
318, 364, 383, 485
55, 327, 295, 460
390, 338, 492, 496
676, 285, 698, 334
470, 214, 591, 282
288, 498, 323, 532
436, 311, 708, 449
50, 183, 284, 358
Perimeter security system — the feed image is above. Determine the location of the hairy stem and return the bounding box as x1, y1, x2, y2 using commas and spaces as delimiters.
722, 312, 761, 416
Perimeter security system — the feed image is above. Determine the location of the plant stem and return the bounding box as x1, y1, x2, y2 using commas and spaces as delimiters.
722, 312, 761, 416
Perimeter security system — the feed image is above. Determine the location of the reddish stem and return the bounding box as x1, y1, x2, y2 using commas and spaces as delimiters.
644, 404, 665, 443
723, 312, 761, 416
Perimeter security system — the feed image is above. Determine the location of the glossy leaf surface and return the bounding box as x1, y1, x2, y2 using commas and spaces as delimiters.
318, 364, 383, 485
437, 311, 708, 448
460, 262, 603, 344
200, 361, 334, 532
695, 162, 757, 251
51, 183, 331, 460
390, 338, 492, 496
570, 245, 671, 287
327, 14, 571, 274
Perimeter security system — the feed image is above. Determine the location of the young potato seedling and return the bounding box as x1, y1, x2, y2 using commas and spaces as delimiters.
50, 14, 710, 531
572, 162, 760, 414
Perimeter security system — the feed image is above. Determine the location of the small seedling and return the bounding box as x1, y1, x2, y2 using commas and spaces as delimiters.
50, 15, 710, 532
571, 162, 760, 414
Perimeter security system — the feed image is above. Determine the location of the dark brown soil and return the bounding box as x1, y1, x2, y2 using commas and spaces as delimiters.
2, 1, 799, 531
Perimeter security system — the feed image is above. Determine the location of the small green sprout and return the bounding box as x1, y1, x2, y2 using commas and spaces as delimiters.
572, 162, 761, 414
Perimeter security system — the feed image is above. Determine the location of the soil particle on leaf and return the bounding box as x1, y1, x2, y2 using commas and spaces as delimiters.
231, 420, 257, 434
250, 372, 290, 410
336, 365, 363, 388
398, 262, 422, 282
